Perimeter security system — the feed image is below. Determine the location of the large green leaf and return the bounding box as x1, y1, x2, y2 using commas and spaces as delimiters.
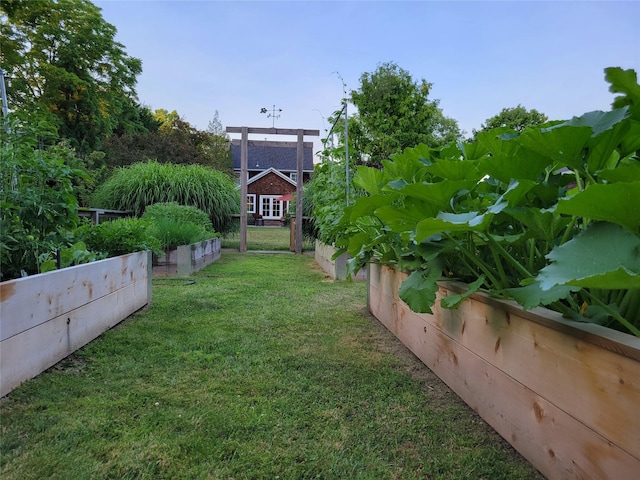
605, 67, 640, 109
414, 212, 491, 243
398, 262, 443, 314
399, 180, 476, 210
353, 165, 385, 194
598, 161, 640, 183
458, 139, 490, 161
563, 108, 629, 137
478, 146, 553, 183
556, 182, 640, 233
506, 281, 578, 310
584, 113, 630, 173
349, 194, 395, 221
375, 200, 437, 235
620, 120, 640, 154
517, 124, 592, 172
536, 222, 640, 290
422, 158, 482, 181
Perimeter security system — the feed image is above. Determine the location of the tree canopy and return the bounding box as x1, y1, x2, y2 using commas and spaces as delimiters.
348, 62, 461, 167
100, 110, 233, 173
0, 0, 144, 152
474, 104, 549, 136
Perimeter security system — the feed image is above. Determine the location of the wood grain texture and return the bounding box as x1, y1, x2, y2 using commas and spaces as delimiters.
1, 251, 148, 341
1, 274, 148, 397
368, 263, 640, 480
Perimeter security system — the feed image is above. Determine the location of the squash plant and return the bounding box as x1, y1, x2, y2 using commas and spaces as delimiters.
337, 68, 640, 336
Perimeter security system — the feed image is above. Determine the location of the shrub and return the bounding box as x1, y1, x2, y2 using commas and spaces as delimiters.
0, 113, 82, 281
308, 158, 359, 245
142, 202, 217, 248
74, 218, 162, 258
91, 161, 239, 234
143, 202, 215, 232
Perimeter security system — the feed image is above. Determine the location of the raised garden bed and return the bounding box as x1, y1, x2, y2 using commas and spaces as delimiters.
0, 251, 152, 397
152, 237, 221, 276
314, 239, 366, 281
368, 262, 640, 480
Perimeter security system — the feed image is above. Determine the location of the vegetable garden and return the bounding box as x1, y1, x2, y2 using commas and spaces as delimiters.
329, 67, 640, 338
1, 9, 639, 472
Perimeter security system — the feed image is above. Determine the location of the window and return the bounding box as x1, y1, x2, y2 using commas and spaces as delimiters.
290, 172, 298, 183
260, 195, 282, 219
246, 194, 256, 214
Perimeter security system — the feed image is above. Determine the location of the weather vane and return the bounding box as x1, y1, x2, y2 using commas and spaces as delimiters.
260, 104, 282, 128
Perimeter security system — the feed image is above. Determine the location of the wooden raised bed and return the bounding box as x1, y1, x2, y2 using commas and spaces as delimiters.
314, 239, 366, 281
153, 237, 221, 276
0, 251, 152, 397
368, 262, 640, 480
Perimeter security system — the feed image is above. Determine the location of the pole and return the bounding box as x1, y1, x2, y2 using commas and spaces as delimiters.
295, 129, 304, 254
0, 69, 8, 119
344, 99, 349, 207
240, 127, 248, 252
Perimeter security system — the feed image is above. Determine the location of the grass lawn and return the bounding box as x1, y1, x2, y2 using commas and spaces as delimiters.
221, 225, 315, 251
0, 253, 543, 480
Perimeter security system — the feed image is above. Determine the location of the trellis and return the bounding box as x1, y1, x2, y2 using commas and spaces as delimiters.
226, 127, 319, 253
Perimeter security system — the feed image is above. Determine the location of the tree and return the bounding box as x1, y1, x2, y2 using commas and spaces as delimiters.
475, 104, 548, 136
100, 109, 232, 172
204, 110, 233, 174
0, 0, 143, 153
348, 62, 461, 167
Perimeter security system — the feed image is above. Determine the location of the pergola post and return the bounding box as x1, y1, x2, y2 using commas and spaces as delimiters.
226, 126, 320, 254
295, 129, 304, 254
240, 127, 248, 253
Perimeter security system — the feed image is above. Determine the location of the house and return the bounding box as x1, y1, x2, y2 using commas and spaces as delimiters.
231, 140, 314, 225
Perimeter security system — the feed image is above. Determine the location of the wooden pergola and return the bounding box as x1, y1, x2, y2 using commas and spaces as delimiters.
226, 127, 320, 254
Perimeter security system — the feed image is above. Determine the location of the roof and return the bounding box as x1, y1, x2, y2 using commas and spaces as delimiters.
231, 143, 314, 172
247, 168, 297, 186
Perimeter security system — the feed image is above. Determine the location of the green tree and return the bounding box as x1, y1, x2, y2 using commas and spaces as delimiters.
0, 0, 143, 153
100, 109, 232, 172
349, 62, 461, 167
474, 104, 549, 136
204, 110, 233, 174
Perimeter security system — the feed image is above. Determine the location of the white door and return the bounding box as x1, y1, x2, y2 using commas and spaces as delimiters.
260, 195, 283, 219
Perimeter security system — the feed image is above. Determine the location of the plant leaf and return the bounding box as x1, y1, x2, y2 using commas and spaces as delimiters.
556, 182, 640, 233
353, 165, 385, 194
441, 276, 485, 309
517, 124, 592, 172
399, 180, 476, 211
605, 67, 640, 109
537, 222, 640, 290
398, 262, 443, 314
414, 212, 490, 243
598, 161, 640, 183
506, 281, 578, 310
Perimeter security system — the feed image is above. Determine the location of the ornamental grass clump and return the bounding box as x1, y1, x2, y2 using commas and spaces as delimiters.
91, 161, 239, 234
337, 67, 640, 337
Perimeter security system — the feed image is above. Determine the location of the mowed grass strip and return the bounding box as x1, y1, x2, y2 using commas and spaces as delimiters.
0, 254, 542, 480
222, 225, 314, 251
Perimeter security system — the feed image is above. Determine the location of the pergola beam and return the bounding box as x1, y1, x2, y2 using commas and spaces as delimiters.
231, 139, 314, 149
226, 127, 319, 136
226, 126, 319, 254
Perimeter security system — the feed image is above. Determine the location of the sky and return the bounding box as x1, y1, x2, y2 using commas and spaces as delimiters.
94, 0, 640, 157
